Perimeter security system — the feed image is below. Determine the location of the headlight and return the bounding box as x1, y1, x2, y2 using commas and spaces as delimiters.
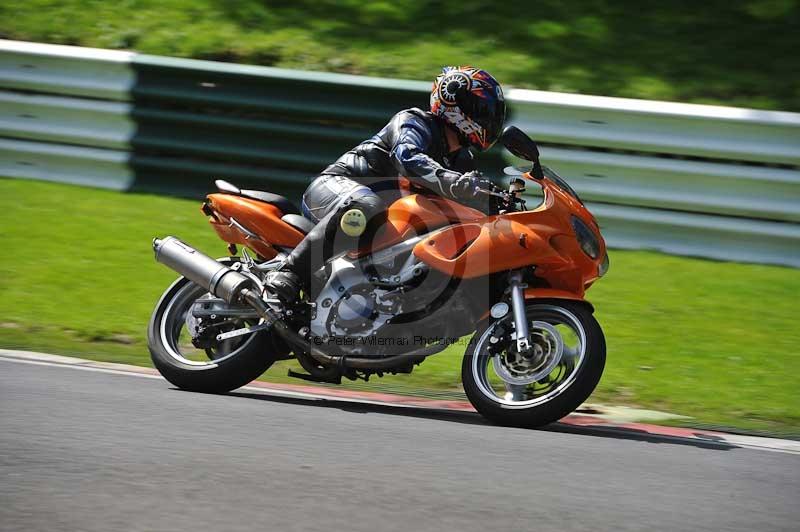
570, 215, 599, 259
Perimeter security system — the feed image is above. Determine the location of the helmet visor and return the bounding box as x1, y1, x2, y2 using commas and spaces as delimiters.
464, 96, 506, 150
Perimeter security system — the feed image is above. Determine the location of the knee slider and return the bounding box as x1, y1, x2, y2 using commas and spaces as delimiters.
340, 208, 367, 237
338, 195, 383, 237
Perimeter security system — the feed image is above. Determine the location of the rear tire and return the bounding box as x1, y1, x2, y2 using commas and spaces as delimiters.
462, 301, 605, 428
147, 274, 288, 394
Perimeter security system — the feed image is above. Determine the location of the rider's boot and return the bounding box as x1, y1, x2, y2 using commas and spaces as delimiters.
263, 269, 302, 304
263, 192, 384, 305
263, 208, 337, 304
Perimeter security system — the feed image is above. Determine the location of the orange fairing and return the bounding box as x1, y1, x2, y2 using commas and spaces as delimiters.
413, 177, 606, 296
204, 193, 304, 259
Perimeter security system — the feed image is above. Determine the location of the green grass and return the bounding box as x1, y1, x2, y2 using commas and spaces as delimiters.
1, 0, 799, 110
1, 178, 799, 435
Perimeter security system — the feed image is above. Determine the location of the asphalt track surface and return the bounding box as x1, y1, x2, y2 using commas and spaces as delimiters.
2, 358, 798, 532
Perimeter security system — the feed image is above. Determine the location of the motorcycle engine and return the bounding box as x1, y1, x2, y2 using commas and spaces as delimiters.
332, 287, 377, 334
309, 237, 441, 355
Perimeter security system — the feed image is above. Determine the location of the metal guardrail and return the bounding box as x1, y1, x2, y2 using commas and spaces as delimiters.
509, 89, 800, 165
1, 39, 799, 266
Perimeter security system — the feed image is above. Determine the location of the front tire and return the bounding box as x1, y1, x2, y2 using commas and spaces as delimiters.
147, 273, 288, 393
462, 301, 605, 428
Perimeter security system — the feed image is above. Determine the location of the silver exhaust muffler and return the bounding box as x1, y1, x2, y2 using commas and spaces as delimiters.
153, 236, 253, 304
152, 237, 307, 355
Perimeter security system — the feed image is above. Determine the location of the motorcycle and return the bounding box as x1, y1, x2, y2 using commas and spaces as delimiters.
147, 126, 609, 427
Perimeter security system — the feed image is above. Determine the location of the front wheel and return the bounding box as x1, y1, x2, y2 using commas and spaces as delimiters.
147, 272, 289, 394
462, 301, 605, 428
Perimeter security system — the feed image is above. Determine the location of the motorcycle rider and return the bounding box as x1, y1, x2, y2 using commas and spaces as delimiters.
265, 66, 507, 303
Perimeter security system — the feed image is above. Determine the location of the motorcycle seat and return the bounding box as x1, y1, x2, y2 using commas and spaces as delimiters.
281, 213, 315, 234
215, 179, 300, 216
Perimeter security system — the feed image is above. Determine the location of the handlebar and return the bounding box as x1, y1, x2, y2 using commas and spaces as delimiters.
474, 186, 527, 214
474, 187, 507, 199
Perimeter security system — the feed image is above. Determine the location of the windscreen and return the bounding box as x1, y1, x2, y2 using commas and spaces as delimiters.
541, 165, 584, 205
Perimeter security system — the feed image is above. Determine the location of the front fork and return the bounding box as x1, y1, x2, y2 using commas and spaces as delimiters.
508, 270, 530, 352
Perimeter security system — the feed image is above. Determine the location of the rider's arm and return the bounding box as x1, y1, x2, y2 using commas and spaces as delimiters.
389, 113, 461, 196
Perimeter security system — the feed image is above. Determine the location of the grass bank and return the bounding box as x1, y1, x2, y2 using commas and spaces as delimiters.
1, 178, 798, 435
1, 0, 799, 110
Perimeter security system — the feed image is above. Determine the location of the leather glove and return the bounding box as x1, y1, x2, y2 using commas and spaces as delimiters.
448, 171, 501, 200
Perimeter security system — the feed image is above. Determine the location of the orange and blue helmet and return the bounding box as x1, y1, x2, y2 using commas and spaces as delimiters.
430, 66, 506, 152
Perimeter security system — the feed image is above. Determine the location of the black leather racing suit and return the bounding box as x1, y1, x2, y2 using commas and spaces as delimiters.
283, 107, 476, 286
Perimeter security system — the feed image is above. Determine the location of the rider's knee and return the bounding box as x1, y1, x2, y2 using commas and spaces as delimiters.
338, 192, 385, 238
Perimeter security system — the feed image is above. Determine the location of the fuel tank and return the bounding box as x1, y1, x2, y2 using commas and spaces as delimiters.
362, 194, 485, 254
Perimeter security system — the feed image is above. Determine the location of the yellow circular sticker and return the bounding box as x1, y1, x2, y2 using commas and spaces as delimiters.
340, 208, 367, 237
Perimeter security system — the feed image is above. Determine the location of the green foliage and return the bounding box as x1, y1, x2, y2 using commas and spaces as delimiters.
1, 0, 798, 109
1, 178, 798, 434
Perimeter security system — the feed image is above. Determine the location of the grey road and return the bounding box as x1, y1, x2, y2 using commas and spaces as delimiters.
1, 358, 798, 532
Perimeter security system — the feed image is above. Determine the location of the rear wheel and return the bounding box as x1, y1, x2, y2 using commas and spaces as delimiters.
462, 301, 605, 428
147, 272, 289, 393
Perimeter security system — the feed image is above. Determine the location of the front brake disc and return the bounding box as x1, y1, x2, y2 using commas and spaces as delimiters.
493, 321, 564, 385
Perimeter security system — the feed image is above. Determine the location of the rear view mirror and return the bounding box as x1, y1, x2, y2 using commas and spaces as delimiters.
501, 126, 540, 162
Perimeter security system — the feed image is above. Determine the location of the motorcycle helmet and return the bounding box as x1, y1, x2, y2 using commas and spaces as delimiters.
430, 66, 506, 152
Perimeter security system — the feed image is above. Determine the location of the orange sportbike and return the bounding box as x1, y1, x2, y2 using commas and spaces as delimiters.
148, 127, 609, 427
